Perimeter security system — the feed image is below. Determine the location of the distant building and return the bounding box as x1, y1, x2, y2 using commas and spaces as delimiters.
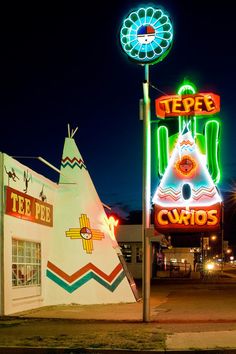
116, 225, 196, 279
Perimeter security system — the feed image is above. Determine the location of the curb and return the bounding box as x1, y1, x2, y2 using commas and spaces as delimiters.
1, 348, 236, 354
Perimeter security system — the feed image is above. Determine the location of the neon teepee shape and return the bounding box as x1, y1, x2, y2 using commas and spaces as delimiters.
152, 128, 222, 233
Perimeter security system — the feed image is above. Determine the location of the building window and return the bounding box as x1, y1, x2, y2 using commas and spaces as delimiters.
135, 244, 142, 263
120, 243, 132, 263
12, 239, 41, 287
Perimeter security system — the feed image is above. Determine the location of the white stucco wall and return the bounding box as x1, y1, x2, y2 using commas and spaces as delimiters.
1, 146, 137, 315
2, 153, 56, 315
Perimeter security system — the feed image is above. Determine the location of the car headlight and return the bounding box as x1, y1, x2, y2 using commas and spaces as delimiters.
206, 262, 214, 270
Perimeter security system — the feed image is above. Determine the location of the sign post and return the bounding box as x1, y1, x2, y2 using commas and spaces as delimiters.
142, 65, 151, 321
119, 6, 173, 322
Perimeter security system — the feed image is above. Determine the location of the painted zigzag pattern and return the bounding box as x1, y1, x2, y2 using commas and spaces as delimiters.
61, 157, 87, 170
46, 261, 125, 293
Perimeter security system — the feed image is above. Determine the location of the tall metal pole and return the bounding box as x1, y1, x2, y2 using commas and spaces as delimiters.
221, 202, 224, 275
142, 64, 151, 322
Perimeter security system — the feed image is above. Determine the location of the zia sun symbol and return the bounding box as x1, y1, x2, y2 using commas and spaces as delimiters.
65, 214, 104, 254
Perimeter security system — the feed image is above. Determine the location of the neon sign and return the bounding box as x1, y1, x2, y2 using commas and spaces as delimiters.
156, 93, 220, 118
154, 204, 221, 233
153, 82, 222, 233
106, 216, 119, 241
120, 7, 173, 65
156, 83, 221, 183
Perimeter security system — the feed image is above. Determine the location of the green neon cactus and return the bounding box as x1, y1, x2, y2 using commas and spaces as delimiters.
205, 120, 221, 183
157, 126, 169, 176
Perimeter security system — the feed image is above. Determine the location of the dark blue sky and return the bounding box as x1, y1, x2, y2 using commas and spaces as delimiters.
0, 1, 235, 214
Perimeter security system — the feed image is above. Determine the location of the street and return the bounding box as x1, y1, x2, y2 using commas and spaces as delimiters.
1, 275, 236, 351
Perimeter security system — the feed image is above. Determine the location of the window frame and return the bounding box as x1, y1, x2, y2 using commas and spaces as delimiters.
12, 239, 41, 288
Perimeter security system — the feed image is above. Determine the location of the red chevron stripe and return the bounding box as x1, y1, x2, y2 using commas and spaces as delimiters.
47, 261, 123, 284
61, 157, 84, 164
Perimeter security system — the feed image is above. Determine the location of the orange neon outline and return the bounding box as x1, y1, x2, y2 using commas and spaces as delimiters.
153, 203, 221, 233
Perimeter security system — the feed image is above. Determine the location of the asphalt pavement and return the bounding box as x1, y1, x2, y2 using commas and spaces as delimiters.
1, 274, 236, 353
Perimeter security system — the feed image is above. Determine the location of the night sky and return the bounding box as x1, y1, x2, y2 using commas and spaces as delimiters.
0, 1, 236, 218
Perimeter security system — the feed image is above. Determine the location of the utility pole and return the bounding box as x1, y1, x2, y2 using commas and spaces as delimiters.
142, 64, 151, 322
221, 202, 224, 275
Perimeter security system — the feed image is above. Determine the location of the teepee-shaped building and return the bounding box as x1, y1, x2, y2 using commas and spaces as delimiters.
152, 128, 222, 233
45, 129, 137, 305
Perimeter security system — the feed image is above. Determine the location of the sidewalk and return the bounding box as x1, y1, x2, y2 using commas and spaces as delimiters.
1, 277, 236, 352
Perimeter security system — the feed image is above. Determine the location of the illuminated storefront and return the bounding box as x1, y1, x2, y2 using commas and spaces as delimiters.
0, 133, 137, 316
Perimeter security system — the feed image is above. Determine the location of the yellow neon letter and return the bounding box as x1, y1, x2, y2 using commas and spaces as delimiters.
194, 96, 203, 111
204, 96, 215, 111
172, 98, 182, 113
195, 210, 207, 226
160, 98, 172, 114
182, 97, 195, 113
167, 209, 179, 223
178, 209, 191, 225
157, 209, 168, 225
190, 209, 195, 225
207, 210, 218, 225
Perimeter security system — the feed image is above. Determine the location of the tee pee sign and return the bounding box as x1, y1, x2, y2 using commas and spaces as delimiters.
152, 82, 222, 233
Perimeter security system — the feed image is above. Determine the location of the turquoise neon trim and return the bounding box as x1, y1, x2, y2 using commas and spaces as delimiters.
46, 270, 126, 293
120, 6, 173, 65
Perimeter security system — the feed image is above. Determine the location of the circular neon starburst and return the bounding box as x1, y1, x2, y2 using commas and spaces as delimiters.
120, 7, 173, 65
175, 155, 197, 177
